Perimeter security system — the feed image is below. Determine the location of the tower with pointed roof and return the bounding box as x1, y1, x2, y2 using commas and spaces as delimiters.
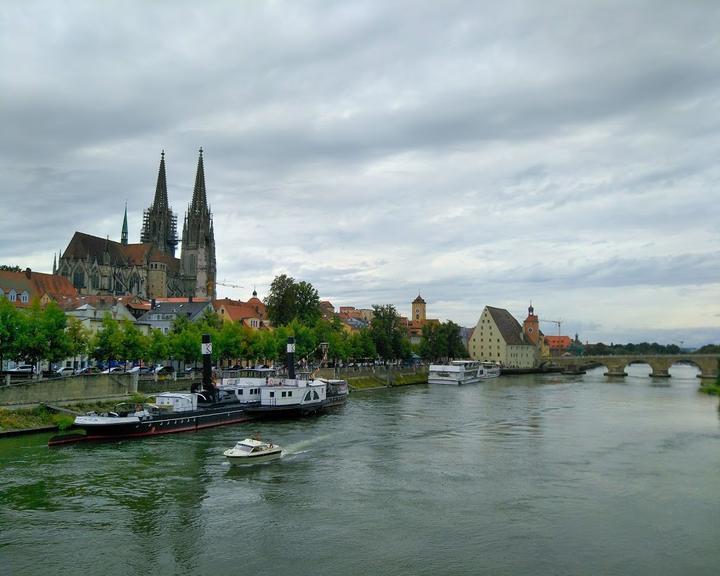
180, 148, 217, 299
523, 301, 540, 345
121, 202, 129, 245
140, 151, 178, 256
412, 294, 426, 322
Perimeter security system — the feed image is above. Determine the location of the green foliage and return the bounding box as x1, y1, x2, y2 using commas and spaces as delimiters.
419, 320, 467, 362
265, 274, 321, 326
695, 344, 720, 354
584, 342, 685, 355
295, 281, 321, 325
147, 329, 169, 364
91, 314, 123, 364
119, 320, 148, 363
0, 297, 24, 364
369, 304, 410, 361
66, 317, 90, 358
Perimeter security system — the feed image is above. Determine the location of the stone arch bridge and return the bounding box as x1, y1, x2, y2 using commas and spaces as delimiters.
552, 354, 719, 380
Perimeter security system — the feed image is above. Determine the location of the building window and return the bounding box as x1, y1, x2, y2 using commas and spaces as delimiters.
21, 291, 29, 303
8, 289, 16, 302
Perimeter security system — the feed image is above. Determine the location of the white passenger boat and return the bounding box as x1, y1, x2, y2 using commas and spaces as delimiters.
427, 360, 500, 385
224, 438, 283, 465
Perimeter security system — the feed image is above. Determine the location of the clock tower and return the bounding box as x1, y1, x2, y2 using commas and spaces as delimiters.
523, 302, 540, 345
412, 294, 426, 322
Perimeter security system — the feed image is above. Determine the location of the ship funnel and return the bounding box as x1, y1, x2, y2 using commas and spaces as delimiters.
287, 337, 296, 380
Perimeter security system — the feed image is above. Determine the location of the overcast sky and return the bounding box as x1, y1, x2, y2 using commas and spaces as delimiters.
1, 0, 719, 346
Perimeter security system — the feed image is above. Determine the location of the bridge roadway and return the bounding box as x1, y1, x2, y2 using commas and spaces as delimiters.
552, 354, 719, 380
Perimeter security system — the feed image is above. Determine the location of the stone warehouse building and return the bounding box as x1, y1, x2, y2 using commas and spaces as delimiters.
56, 150, 216, 300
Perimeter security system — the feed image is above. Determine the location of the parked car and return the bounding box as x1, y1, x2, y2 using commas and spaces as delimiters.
139, 366, 156, 375
155, 365, 175, 376
55, 367, 76, 377
9, 364, 35, 373
101, 366, 124, 374
76, 366, 101, 375
127, 366, 141, 373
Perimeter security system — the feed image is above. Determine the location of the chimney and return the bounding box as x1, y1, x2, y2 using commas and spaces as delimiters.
25, 267, 31, 279
287, 337, 296, 380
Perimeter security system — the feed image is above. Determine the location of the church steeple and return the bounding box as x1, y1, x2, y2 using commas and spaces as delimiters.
121, 202, 128, 245
191, 147, 208, 214
181, 148, 216, 299
141, 150, 178, 256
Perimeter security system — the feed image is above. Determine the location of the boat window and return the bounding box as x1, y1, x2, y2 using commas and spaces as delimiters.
270, 391, 274, 398
238, 389, 243, 395
282, 391, 287, 398
313, 391, 320, 400
304, 391, 311, 401
288, 391, 292, 397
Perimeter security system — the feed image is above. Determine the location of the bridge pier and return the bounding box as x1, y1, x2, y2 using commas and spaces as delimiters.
650, 368, 671, 378
603, 370, 628, 377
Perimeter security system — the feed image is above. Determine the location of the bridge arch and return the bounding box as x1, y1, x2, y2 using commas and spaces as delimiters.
555, 354, 719, 380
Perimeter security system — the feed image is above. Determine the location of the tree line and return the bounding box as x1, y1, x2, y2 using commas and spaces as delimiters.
0, 275, 471, 372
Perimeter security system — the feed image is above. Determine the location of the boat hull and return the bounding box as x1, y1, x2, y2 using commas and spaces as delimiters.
224, 448, 282, 465
48, 404, 255, 446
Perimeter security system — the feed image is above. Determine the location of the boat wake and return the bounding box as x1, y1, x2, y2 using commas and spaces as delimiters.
280, 434, 332, 456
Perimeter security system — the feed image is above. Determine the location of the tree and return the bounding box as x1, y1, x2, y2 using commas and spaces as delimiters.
66, 317, 90, 360
147, 329, 169, 365
370, 304, 408, 361
0, 297, 24, 367
265, 274, 297, 326
265, 274, 321, 326
42, 302, 71, 366
120, 320, 148, 366
91, 314, 123, 367
295, 280, 321, 325
19, 300, 70, 373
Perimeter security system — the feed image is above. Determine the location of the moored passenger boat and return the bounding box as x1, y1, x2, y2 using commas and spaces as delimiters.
48, 392, 255, 446
427, 360, 500, 385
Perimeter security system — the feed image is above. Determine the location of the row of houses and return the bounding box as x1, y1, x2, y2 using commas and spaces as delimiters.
2, 268, 576, 371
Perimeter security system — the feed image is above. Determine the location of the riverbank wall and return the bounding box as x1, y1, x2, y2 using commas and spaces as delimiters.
0, 373, 139, 407
315, 366, 428, 390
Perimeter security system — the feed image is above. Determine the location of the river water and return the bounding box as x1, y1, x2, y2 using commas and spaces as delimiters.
1, 365, 718, 575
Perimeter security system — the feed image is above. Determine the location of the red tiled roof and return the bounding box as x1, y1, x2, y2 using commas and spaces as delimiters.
0, 269, 78, 306
545, 336, 572, 349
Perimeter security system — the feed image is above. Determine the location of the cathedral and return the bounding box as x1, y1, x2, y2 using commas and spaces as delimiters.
56, 150, 217, 300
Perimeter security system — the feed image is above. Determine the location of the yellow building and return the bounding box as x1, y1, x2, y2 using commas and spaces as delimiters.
468, 305, 538, 368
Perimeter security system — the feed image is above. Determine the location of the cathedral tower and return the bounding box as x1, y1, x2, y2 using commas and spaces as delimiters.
141, 151, 178, 256
181, 148, 217, 298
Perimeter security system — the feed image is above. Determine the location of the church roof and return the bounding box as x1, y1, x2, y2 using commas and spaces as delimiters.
62, 232, 180, 272
412, 294, 426, 304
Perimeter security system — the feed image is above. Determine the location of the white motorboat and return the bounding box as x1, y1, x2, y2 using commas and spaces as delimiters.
224, 438, 283, 465
428, 360, 500, 385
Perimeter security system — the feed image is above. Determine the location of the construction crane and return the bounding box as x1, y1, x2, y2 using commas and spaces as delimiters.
216, 280, 245, 290
540, 319, 563, 336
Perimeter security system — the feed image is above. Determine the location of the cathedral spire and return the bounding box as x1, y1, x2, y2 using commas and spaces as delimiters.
154, 150, 169, 210
140, 150, 178, 256
190, 147, 208, 213
181, 147, 216, 299
121, 202, 128, 245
